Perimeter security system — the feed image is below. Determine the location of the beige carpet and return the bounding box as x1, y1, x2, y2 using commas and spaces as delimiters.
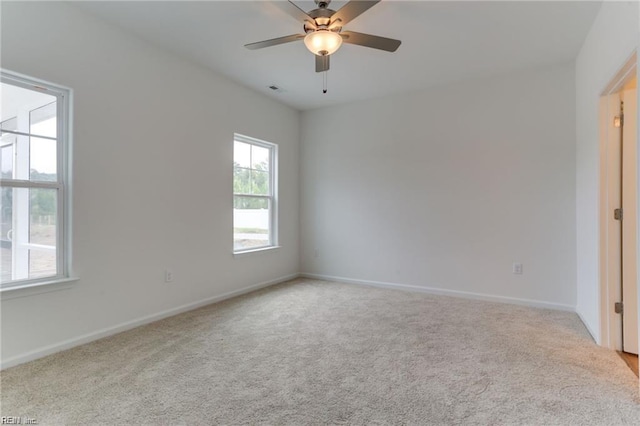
1, 278, 639, 425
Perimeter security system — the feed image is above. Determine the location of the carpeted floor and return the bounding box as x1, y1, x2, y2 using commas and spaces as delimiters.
1, 278, 639, 425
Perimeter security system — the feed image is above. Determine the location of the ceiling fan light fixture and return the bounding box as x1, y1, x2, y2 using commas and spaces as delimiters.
304, 30, 342, 56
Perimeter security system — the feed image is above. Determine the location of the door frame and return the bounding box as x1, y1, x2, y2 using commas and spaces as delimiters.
599, 51, 638, 351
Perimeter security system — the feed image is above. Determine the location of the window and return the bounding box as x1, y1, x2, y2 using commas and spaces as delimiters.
233, 134, 277, 252
0, 71, 71, 289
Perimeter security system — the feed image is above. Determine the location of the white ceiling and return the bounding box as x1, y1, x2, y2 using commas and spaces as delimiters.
74, 1, 602, 111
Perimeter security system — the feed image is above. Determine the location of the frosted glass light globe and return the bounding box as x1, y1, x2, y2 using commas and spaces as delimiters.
304, 30, 343, 56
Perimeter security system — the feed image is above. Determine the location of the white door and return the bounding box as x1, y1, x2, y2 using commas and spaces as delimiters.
622, 85, 638, 355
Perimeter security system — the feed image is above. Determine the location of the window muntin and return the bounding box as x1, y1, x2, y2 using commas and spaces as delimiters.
233, 135, 277, 252
0, 71, 70, 289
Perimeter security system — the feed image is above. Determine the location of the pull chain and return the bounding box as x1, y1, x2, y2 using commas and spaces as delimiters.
323, 71, 327, 94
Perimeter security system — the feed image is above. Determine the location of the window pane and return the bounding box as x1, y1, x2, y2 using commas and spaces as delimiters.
233, 196, 270, 251
1, 143, 14, 178
1, 82, 56, 136
1, 117, 17, 132
233, 141, 251, 168
251, 145, 269, 171
1, 187, 12, 283
0, 187, 58, 284
233, 166, 251, 195
30, 188, 57, 245
30, 137, 57, 181
29, 187, 57, 279
30, 102, 57, 138
251, 170, 270, 195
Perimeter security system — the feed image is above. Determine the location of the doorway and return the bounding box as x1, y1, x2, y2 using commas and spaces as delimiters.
599, 53, 638, 377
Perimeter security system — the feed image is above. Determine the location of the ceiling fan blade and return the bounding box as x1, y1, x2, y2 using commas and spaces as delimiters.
275, 1, 316, 28
315, 55, 330, 72
340, 31, 401, 52
244, 34, 305, 50
330, 0, 380, 27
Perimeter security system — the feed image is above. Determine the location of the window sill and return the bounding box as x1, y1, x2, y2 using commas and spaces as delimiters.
0, 277, 79, 300
233, 246, 281, 257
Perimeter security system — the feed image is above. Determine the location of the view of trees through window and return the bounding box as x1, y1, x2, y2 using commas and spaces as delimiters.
233, 160, 269, 208
233, 138, 275, 252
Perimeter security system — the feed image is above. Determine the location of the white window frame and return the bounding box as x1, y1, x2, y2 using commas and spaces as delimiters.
233, 134, 278, 254
0, 70, 74, 292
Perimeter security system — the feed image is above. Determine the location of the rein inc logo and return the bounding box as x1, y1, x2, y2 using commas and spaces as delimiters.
1, 417, 37, 425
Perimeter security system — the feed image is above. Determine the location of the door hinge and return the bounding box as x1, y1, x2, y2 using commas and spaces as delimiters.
614, 208, 623, 220
615, 302, 624, 314
614, 115, 624, 128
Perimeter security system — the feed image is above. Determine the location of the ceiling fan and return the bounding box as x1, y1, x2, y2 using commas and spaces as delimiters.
245, 0, 401, 92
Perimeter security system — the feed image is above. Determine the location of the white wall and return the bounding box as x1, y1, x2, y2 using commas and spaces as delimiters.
575, 1, 639, 344
301, 63, 577, 309
0, 2, 300, 366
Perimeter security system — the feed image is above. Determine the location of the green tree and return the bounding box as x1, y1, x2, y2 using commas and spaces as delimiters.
28, 169, 57, 217
30, 188, 56, 216
30, 169, 56, 182
233, 161, 269, 209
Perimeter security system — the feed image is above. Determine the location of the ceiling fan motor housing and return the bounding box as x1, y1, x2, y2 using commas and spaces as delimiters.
305, 8, 341, 34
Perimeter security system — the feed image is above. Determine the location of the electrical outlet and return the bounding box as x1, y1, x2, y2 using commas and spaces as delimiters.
512, 263, 523, 275
165, 269, 174, 283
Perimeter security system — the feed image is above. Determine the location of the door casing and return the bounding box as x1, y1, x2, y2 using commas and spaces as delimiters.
598, 51, 638, 355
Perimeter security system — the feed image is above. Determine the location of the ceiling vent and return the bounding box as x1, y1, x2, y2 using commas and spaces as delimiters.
268, 85, 284, 93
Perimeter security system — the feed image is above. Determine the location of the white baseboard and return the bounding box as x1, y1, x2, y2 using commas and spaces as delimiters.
576, 309, 600, 344
0, 273, 299, 370
300, 272, 576, 312
2, 272, 580, 370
